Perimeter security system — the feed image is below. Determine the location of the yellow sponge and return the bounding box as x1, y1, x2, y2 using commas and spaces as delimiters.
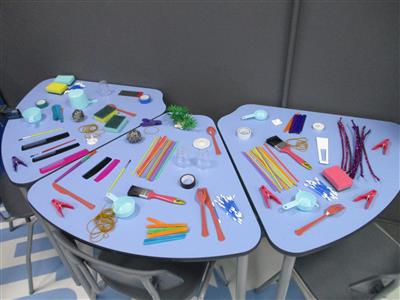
46, 82, 68, 94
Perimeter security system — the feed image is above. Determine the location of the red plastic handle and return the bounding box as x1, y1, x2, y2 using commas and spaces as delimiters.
295, 215, 327, 236
280, 146, 312, 170
148, 191, 177, 204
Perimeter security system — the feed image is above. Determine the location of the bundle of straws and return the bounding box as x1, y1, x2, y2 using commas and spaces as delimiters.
134, 136, 178, 181
144, 218, 189, 245
242, 144, 298, 192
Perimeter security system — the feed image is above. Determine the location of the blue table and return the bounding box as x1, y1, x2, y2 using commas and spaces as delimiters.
1, 78, 165, 184
218, 104, 399, 299
27, 113, 261, 298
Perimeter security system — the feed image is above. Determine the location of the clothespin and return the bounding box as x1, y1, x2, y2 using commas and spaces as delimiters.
145, 217, 187, 228
51, 199, 74, 217
372, 139, 390, 155
140, 118, 162, 127
353, 189, 377, 209
259, 185, 282, 208
12, 156, 27, 172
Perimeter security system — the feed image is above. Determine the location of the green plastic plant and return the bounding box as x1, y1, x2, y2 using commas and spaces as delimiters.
167, 105, 197, 130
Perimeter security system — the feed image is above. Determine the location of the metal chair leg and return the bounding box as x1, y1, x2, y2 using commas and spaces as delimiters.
198, 261, 216, 300
26, 217, 37, 295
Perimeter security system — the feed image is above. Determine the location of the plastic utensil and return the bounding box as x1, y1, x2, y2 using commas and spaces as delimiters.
295, 204, 345, 236
241, 109, 268, 121
52, 182, 95, 209
203, 188, 225, 241
282, 190, 318, 211
196, 188, 209, 237
206, 127, 221, 155
106, 193, 135, 218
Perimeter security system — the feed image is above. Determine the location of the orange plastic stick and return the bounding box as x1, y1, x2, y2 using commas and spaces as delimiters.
146, 228, 188, 238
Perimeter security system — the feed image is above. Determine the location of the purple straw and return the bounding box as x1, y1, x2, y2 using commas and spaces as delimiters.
242, 152, 278, 192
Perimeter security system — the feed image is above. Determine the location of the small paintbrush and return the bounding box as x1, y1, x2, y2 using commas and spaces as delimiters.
128, 185, 185, 205
266, 135, 312, 170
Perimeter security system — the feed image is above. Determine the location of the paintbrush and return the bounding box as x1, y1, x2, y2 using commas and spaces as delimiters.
128, 185, 186, 205
266, 135, 312, 170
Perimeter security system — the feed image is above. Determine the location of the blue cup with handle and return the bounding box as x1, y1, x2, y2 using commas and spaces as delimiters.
68, 89, 97, 110
22, 107, 42, 124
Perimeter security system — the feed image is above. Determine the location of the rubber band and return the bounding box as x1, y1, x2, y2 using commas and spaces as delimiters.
144, 126, 160, 135
285, 137, 308, 152
86, 208, 116, 242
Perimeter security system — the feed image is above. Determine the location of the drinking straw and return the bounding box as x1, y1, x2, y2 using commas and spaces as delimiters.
264, 144, 299, 182
146, 140, 173, 180
137, 136, 167, 176
148, 140, 174, 181
132, 137, 159, 176
242, 152, 278, 192
256, 147, 293, 188
154, 142, 178, 181
250, 149, 283, 190
258, 147, 296, 186
108, 160, 131, 193
252, 148, 285, 187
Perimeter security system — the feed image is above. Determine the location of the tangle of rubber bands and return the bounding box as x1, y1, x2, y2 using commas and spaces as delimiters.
86, 208, 116, 242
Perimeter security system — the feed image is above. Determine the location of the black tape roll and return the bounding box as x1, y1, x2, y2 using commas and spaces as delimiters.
180, 174, 196, 189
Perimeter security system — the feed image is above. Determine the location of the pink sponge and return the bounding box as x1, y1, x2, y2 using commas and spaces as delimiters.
322, 165, 353, 191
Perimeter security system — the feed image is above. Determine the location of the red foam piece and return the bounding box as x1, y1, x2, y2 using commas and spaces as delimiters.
322, 165, 353, 191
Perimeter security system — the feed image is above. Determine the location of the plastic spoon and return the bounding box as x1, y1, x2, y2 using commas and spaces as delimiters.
295, 204, 345, 236
241, 110, 268, 120
196, 188, 209, 237
207, 127, 222, 155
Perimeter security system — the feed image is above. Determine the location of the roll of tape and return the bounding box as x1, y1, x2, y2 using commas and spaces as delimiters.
312, 122, 325, 131
180, 174, 196, 189
193, 138, 210, 149
139, 94, 151, 104
236, 127, 252, 140
36, 99, 49, 109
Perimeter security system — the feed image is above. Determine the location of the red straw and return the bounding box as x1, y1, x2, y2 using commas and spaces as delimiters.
263, 144, 299, 182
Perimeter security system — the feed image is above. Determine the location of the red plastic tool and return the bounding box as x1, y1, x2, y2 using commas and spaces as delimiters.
372, 139, 390, 155
51, 199, 74, 217
353, 189, 377, 209
259, 185, 282, 208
